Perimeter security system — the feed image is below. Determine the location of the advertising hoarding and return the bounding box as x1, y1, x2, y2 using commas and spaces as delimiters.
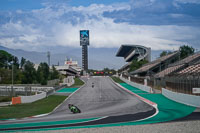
80, 30, 89, 46
193, 88, 200, 94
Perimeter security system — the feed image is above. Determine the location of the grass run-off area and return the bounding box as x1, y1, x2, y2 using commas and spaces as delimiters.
111, 76, 125, 83
70, 78, 84, 87
0, 95, 67, 119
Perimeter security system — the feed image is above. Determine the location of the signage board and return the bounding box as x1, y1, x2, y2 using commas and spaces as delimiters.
193, 88, 200, 94
80, 30, 89, 46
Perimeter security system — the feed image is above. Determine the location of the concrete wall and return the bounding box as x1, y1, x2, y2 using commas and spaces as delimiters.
162, 88, 200, 108
47, 79, 59, 86
20, 91, 47, 104
120, 76, 152, 93
60, 76, 75, 86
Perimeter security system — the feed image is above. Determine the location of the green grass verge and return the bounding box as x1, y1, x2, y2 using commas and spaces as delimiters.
111, 76, 125, 83
0, 95, 67, 119
0, 96, 12, 102
70, 78, 84, 87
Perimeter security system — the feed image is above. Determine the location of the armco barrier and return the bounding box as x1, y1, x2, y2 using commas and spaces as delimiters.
20, 91, 46, 104
162, 88, 200, 108
120, 76, 152, 93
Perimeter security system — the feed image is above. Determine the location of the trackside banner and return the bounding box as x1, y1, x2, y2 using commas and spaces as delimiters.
193, 88, 200, 94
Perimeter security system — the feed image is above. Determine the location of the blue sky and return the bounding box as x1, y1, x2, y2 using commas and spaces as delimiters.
0, 0, 129, 10
0, 0, 200, 52
0, 0, 43, 10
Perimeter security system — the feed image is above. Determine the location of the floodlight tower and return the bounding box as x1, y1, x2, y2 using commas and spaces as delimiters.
80, 30, 89, 72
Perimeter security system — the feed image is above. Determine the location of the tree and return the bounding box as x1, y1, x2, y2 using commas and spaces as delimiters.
13, 56, 19, 69
13, 68, 23, 84
37, 62, 49, 85
20, 57, 26, 69
0, 50, 12, 68
22, 61, 37, 84
102, 68, 116, 75
49, 66, 59, 80
0, 68, 11, 84
129, 59, 148, 72
160, 51, 172, 57
179, 45, 195, 59
0, 50, 22, 84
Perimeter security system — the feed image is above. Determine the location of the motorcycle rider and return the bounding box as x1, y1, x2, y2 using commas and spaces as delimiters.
68, 104, 81, 113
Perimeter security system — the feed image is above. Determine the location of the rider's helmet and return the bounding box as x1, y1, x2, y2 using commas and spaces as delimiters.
68, 104, 73, 108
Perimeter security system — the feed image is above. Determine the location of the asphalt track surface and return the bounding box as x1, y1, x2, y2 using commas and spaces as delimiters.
0, 77, 155, 131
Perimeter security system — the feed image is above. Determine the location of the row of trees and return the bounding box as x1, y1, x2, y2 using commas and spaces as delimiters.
0, 50, 60, 85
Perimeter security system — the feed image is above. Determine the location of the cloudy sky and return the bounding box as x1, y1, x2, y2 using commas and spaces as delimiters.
0, 0, 200, 52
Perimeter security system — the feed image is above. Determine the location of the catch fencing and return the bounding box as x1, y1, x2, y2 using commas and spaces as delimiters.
165, 74, 200, 96
122, 73, 200, 96
0, 86, 54, 97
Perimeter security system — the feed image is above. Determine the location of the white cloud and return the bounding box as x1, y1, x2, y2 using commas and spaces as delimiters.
175, 0, 200, 4
0, 2, 200, 51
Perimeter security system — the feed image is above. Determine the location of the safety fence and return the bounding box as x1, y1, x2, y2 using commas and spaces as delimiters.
121, 73, 200, 96
165, 74, 200, 96
0, 86, 54, 97
122, 74, 144, 85
130, 76, 145, 85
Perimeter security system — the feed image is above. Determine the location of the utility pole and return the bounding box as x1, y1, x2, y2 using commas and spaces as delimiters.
47, 51, 50, 66
12, 57, 14, 86
11, 57, 14, 97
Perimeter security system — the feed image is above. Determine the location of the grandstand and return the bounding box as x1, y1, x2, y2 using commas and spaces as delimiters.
54, 65, 77, 76
117, 46, 200, 95
130, 51, 179, 77
164, 61, 200, 95
152, 52, 200, 95
155, 52, 200, 78
116, 45, 151, 73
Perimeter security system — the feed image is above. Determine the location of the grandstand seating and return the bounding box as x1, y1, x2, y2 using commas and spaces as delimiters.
155, 52, 200, 78
131, 51, 179, 76
155, 64, 184, 78
178, 63, 200, 74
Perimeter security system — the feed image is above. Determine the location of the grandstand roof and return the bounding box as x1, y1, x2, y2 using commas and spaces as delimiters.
131, 51, 179, 75
155, 52, 200, 78
116, 45, 151, 62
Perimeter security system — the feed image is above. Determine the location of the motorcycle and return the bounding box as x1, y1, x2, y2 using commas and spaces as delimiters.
68, 104, 81, 113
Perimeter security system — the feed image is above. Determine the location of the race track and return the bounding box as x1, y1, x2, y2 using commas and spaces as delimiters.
0, 77, 156, 131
